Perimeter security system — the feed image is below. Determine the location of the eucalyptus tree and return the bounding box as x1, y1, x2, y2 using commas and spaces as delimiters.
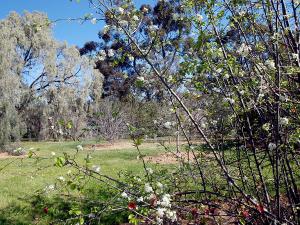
0, 12, 102, 147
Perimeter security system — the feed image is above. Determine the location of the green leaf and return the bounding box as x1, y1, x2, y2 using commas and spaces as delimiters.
28, 151, 33, 158
54, 157, 66, 167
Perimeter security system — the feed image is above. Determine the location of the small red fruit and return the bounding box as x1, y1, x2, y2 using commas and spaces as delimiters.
256, 204, 265, 213
242, 210, 250, 218
43, 207, 49, 214
128, 201, 137, 210
191, 207, 198, 217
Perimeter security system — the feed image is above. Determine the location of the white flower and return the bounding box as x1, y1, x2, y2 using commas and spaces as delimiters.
238, 11, 246, 16
265, 60, 275, 69
137, 76, 144, 82
212, 87, 221, 93
156, 217, 163, 224
268, 143, 277, 151
216, 68, 222, 73
107, 49, 115, 57
137, 196, 144, 202
156, 208, 166, 218
45, 184, 55, 192
146, 167, 153, 174
91, 18, 97, 24
156, 182, 163, 189
97, 55, 105, 61
128, 55, 134, 61
144, 183, 153, 193
224, 97, 235, 104
92, 165, 101, 173
237, 43, 251, 57
132, 15, 139, 21
196, 14, 203, 23
98, 50, 106, 61
149, 25, 159, 32
51, 151, 56, 156
58, 176, 65, 182
141, 6, 149, 14
166, 210, 177, 222
121, 192, 128, 198
76, 145, 83, 151
279, 117, 289, 126
224, 73, 230, 79
292, 53, 298, 60
163, 121, 172, 129
88, 213, 96, 218
262, 123, 270, 131
160, 194, 171, 208
118, 7, 124, 14
119, 20, 128, 27
239, 90, 245, 95
102, 25, 110, 34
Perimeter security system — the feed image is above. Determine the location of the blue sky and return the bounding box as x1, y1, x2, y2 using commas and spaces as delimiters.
0, 0, 156, 47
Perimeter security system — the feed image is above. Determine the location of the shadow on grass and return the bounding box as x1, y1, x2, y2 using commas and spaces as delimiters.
0, 187, 129, 225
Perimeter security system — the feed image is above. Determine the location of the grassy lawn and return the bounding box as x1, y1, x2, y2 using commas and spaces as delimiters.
0, 140, 167, 224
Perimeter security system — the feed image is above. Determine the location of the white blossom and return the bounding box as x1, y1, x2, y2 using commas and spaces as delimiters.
107, 49, 115, 57
91, 18, 97, 24
121, 192, 128, 198
76, 145, 83, 151
137, 76, 145, 82
265, 60, 275, 69
92, 165, 101, 173
268, 143, 277, 151
156, 217, 163, 224
128, 55, 134, 61
98, 55, 106, 61
292, 53, 298, 60
144, 183, 154, 193
149, 25, 159, 32
156, 182, 163, 189
262, 123, 270, 131
102, 25, 110, 34
58, 176, 65, 182
119, 20, 128, 27
118, 7, 124, 15
44, 184, 55, 192
166, 210, 177, 222
141, 6, 149, 14
163, 121, 172, 129
156, 208, 166, 218
132, 15, 139, 21
196, 14, 203, 23
146, 167, 153, 174
279, 117, 289, 126
224, 73, 230, 79
160, 194, 171, 208
137, 196, 144, 202
98, 50, 106, 61
237, 43, 251, 56
51, 151, 56, 156
224, 97, 235, 104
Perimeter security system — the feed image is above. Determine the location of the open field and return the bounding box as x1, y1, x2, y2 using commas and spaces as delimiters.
0, 140, 170, 224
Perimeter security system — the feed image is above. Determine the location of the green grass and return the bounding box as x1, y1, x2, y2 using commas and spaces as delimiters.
0, 140, 166, 224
